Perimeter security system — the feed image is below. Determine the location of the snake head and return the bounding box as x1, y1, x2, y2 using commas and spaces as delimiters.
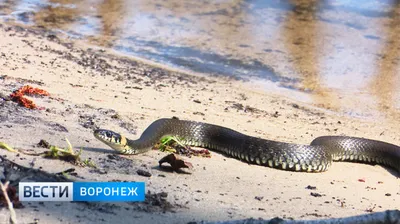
94, 129, 127, 152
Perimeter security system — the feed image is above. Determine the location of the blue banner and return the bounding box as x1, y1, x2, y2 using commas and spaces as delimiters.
73, 182, 145, 202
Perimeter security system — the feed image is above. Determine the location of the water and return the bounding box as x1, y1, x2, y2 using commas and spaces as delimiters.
0, 0, 399, 120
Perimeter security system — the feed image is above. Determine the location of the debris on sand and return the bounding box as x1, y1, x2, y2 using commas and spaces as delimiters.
0, 182, 23, 209
9, 85, 49, 109
137, 169, 152, 177
131, 191, 177, 213
0, 142, 18, 153
159, 154, 193, 171
154, 136, 211, 158
40, 138, 96, 167
1, 138, 95, 168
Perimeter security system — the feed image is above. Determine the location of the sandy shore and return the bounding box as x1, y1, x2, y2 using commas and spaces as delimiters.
0, 23, 398, 224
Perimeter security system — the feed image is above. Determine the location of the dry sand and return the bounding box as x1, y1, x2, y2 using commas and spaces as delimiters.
0, 23, 398, 224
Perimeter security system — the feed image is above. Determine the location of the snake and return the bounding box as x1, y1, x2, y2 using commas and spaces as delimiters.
93, 118, 400, 173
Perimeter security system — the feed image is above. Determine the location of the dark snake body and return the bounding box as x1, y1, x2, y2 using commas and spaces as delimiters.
94, 118, 400, 173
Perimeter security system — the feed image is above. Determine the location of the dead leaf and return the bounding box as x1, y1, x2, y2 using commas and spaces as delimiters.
159, 154, 193, 171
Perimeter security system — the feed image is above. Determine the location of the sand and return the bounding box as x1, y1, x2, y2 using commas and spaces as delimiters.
0, 23, 398, 224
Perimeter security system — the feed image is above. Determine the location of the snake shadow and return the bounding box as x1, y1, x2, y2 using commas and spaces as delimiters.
338, 160, 400, 178
79, 146, 117, 154
79, 146, 192, 174
79, 147, 399, 177
368, 163, 399, 178
386, 168, 400, 178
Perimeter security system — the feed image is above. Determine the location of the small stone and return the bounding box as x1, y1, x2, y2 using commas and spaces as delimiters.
310, 192, 323, 197
254, 196, 264, 201
305, 185, 317, 190
136, 169, 152, 177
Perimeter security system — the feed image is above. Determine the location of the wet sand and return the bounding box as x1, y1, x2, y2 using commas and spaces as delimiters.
2, 0, 400, 121
0, 23, 399, 224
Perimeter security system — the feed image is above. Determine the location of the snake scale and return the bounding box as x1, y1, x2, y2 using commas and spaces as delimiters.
94, 118, 400, 173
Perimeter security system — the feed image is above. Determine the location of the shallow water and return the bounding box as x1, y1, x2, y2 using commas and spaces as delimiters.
0, 0, 399, 121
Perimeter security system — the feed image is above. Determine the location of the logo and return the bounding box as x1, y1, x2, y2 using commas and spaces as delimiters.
19, 182, 145, 202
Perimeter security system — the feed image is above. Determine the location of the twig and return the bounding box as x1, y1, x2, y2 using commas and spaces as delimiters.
1, 139, 86, 165
0, 142, 18, 153
0, 181, 17, 224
